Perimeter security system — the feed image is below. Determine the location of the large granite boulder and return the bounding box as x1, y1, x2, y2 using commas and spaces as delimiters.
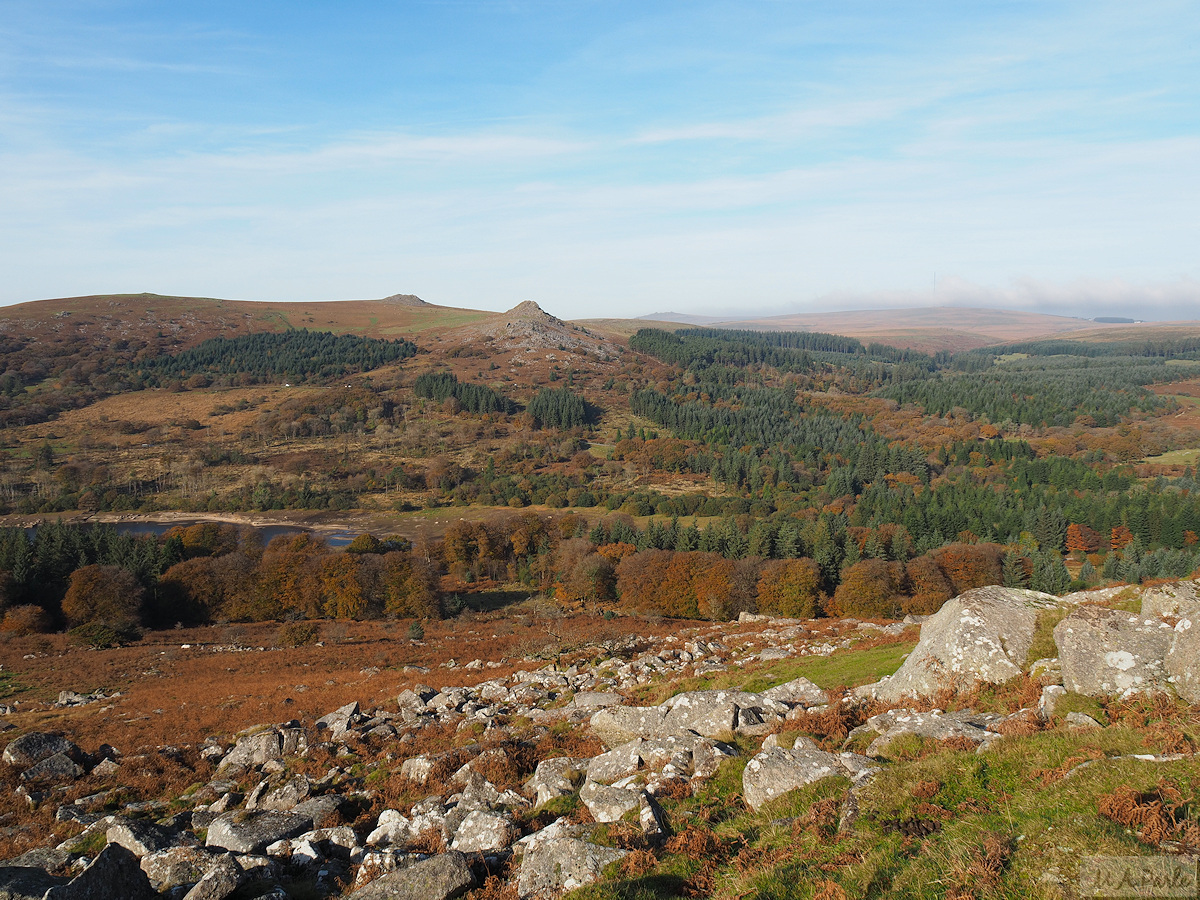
257, 774, 311, 812
349, 850, 474, 900
516, 836, 627, 899
206, 811, 310, 855
139, 846, 220, 893
660, 690, 787, 737
585, 741, 643, 785
761, 676, 829, 708
579, 781, 640, 823
1140, 580, 1200, 621
855, 708, 1003, 757
217, 725, 305, 774
181, 855, 241, 900
526, 757, 587, 807
2, 733, 81, 769
44, 843, 157, 900
19, 753, 83, 784
1055, 605, 1177, 698
589, 690, 787, 747
106, 820, 182, 857
0, 865, 67, 899
1167, 617, 1199, 705
588, 706, 667, 747
315, 702, 360, 740
449, 810, 516, 852
864, 586, 1061, 701
741, 741, 873, 812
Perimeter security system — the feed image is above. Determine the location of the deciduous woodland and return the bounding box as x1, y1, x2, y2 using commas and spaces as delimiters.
3, 298, 1200, 640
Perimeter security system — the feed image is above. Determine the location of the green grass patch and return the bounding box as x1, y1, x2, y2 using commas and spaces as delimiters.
0, 669, 27, 700
1142, 446, 1200, 465
1026, 607, 1069, 666
1051, 691, 1109, 725
1100, 587, 1143, 614
747, 642, 916, 692
629, 641, 917, 706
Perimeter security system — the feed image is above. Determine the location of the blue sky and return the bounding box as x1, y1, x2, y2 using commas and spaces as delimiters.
2, 1, 1198, 319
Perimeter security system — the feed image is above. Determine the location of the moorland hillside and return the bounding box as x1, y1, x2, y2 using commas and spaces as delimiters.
0, 291, 1198, 896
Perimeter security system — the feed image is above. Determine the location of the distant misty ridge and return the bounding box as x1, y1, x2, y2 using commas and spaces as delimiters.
638, 309, 1146, 327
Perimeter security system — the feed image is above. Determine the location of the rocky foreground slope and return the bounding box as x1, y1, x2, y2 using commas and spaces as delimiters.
0, 581, 1197, 899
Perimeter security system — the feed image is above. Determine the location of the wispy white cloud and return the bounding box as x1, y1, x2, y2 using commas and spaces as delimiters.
0, 1, 1196, 318
752, 275, 1199, 323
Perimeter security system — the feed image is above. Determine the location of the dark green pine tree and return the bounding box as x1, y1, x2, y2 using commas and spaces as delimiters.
1002, 550, 1028, 588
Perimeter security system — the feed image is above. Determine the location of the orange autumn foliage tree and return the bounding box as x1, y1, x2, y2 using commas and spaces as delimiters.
158, 552, 258, 623
829, 559, 906, 618
379, 552, 440, 618
321, 554, 366, 619
931, 542, 1004, 595
692, 556, 741, 620
257, 533, 327, 619
904, 554, 953, 615
614, 550, 758, 619
596, 542, 637, 564
756, 559, 823, 618
1066, 523, 1101, 556
615, 549, 672, 613
61, 564, 145, 629
1110, 525, 1135, 551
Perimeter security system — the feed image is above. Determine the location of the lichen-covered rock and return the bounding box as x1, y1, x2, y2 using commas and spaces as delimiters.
658, 693, 738, 737
2, 733, 80, 769
19, 753, 83, 784
1167, 617, 1199, 704
44, 843, 157, 900
742, 746, 845, 812
858, 708, 1002, 757
586, 741, 643, 785
399, 755, 435, 784
691, 735, 737, 779
1055, 605, 1177, 698
181, 855, 241, 900
366, 809, 411, 847
315, 702, 359, 739
206, 811, 310, 855
106, 820, 182, 857
351, 850, 422, 891
579, 780, 640, 823
1066, 712, 1102, 729
2, 847, 71, 873
257, 774, 310, 812
449, 810, 516, 852
588, 706, 667, 747
865, 586, 1060, 701
217, 728, 284, 774
638, 792, 666, 840
516, 837, 627, 899
291, 795, 345, 830
1039, 684, 1068, 719
0, 865, 67, 899
1141, 580, 1200, 621
349, 849, 474, 900
660, 690, 787, 738
139, 846, 217, 893
572, 691, 622, 709
527, 757, 586, 807
589, 691, 787, 749
761, 676, 829, 708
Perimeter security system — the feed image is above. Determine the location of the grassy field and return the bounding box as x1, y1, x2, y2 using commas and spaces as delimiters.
1142, 447, 1200, 465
